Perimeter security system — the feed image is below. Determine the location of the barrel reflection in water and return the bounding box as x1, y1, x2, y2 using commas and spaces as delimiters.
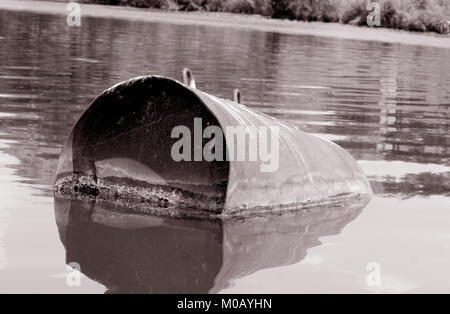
54, 197, 369, 294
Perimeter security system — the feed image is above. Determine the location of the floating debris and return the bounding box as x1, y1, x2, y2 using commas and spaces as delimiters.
55, 69, 372, 217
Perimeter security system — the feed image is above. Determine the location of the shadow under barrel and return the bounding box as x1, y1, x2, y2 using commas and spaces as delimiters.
55, 197, 367, 294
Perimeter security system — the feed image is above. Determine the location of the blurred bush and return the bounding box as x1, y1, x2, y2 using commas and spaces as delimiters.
272, 0, 339, 22
341, 0, 449, 33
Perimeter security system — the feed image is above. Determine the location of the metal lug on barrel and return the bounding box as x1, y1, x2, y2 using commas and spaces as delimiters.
182, 68, 196, 89
233, 88, 241, 104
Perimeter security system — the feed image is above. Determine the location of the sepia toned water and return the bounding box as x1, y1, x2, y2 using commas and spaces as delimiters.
0, 9, 449, 293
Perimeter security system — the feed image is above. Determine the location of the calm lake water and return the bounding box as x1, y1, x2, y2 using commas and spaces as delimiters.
0, 9, 449, 293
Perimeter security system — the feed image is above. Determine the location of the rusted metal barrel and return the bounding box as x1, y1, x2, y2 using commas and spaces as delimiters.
55, 70, 372, 217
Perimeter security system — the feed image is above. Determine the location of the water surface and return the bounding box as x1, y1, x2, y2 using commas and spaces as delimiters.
0, 9, 449, 293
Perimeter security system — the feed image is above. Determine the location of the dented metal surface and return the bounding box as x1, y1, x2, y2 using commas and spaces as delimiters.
55, 72, 372, 217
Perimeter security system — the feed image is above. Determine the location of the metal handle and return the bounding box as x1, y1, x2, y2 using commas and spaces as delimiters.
233, 88, 241, 104
182, 68, 196, 89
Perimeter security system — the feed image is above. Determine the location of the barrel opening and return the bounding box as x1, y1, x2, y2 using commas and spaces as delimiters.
55, 77, 230, 215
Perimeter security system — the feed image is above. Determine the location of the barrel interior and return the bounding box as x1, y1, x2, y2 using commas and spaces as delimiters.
55, 77, 229, 215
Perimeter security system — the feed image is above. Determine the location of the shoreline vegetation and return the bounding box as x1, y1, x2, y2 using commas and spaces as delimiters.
1, 0, 450, 48
80, 0, 450, 34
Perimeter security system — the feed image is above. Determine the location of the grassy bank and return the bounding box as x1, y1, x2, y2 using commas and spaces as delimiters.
77, 0, 450, 34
